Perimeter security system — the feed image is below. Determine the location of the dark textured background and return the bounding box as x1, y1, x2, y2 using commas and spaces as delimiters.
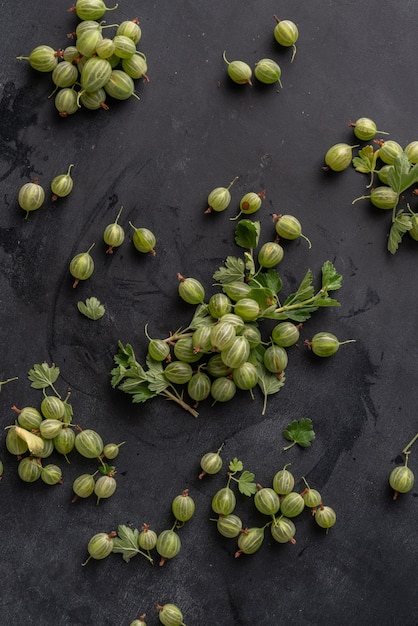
1, 1, 417, 625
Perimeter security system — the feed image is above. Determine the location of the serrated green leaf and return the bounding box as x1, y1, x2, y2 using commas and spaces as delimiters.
388, 211, 412, 254
235, 219, 261, 250
213, 256, 245, 285
229, 458, 243, 472
249, 269, 282, 295
238, 471, 258, 496
131, 386, 158, 403
77, 297, 105, 320
283, 418, 315, 449
387, 152, 418, 196
321, 261, 343, 292
256, 364, 286, 415
28, 363, 60, 390
112, 525, 141, 563
283, 269, 314, 306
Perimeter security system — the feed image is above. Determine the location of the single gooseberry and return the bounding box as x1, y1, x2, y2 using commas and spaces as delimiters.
305, 332, 356, 357
324, 143, 359, 172
274, 213, 312, 247
349, 117, 389, 141
273, 16, 299, 62
130, 222, 157, 254
156, 603, 186, 626
254, 58, 282, 87
205, 176, 239, 213
82, 531, 117, 565
51, 164, 74, 201
222, 51, 252, 86
103, 206, 125, 253
177, 273, 205, 304
18, 179, 45, 219
171, 489, 195, 523
155, 529, 181, 566
69, 243, 95, 287
235, 526, 266, 557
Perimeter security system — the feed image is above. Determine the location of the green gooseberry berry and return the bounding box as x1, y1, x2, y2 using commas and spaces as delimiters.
51, 164, 74, 201
156, 603, 185, 626
232, 361, 258, 390
216, 514, 243, 538
173, 336, 202, 363
82, 531, 117, 565
208, 293, 232, 318
257, 241, 284, 268
314, 505, 337, 529
103, 206, 125, 253
408, 212, 418, 241
73, 0, 119, 21
231, 190, 266, 219
80, 57, 113, 93
171, 489, 195, 523
104, 70, 140, 101
306, 332, 356, 357
74, 428, 103, 458
205, 176, 239, 213
272, 464, 295, 495
271, 321, 300, 347
273, 16, 299, 62
405, 141, 418, 164
221, 335, 251, 368
130, 222, 157, 255
103, 441, 125, 459
274, 213, 312, 247
78, 88, 109, 111
187, 371, 211, 402
222, 50, 252, 86
156, 529, 181, 566
41, 395, 65, 420
76, 29, 103, 57
177, 273, 205, 304
254, 486, 280, 516
55, 87, 79, 117
222, 280, 252, 301
199, 445, 224, 478
210, 321, 236, 351
352, 186, 399, 210
270, 516, 296, 544
389, 464, 415, 499
112, 35, 137, 59
72, 472, 96, 499
122, 53, 149, 81
263, 344, 288, 373
18, 179, 45, 219
13, 405, 43, 431
205, 353, 233, 378
212, 486, 236, 515
95, 37, 116, 59
254, 58, 282, 87
349, 117, 389, 141
233, 298, 260, 322
18, 456, 42, 482
130, 614, 147, 626
324, 143, 359, 172
240, 324, 262, 348
41, 463, 62, 485
53, 427, 76, 459
163, 361, 193, 384
210, 376, 237, 403
51, 61, 79, 90
94, 474, 117, 504
39, 419, 63, 440
280, 492, 305, 518
69, 243, 95, 288
138, 524, 158, 551
377, 139, 403, 165
235, 526, 266, 557
16, 45, 63, 72
117, 18, 142, 44
376, 164, 393, 185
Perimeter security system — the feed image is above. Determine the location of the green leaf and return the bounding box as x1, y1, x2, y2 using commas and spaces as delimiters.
188, 303, 213, 329
321, 261, 343, 292
212, 256, 245, 285
237, 470, 258, 496
235, 219, 261, 250
28, 363, 60, 391
256, 362, 286, 415
244, 251, 256, 276
77, 297, 105, 320
282, 418, 315, 449
145, 356, 169, 393
112, 525, 141, 563
283, 269, 314, 306
352, 144, 380, 187
247, 287, 277, 311
229, 458, 243, 472
131, 386, 158, 403
387, 151, 418, 195
249, 269, 282, 295
388, 211, 412, 254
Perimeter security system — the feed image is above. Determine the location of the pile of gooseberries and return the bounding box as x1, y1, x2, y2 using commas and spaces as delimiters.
323, 117, 418, 254
3, 361, 124, 504
16, 2, 149, 116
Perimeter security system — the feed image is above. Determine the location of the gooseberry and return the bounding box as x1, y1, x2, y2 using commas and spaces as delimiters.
206, 176, 239, 213
324, 143, 359, 172
306, 332, 356, 357
69, 243, 95, 288
51, 164, 74, 201
254, 58, 282, 87
273, 16, 299, 62
222, 51, 252, 86
103, 206, 125, 253
177, 274, 205, 304
18, 179, 45, 219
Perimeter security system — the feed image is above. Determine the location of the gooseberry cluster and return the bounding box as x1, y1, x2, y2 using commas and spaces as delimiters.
16, 1, 148, 116
323, 117, 418, 253
3, 361, 124, 502
200, 450, 336, 558
388, 433, 417, 500
83, 487, 195, 568
17, 164, 75, 219
222, 15, 298, 88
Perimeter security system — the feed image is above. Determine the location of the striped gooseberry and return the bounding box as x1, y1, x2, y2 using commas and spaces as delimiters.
55, 87, 79, 117
82, 531, 117, 565
104, 70, 140, 101
156, 529, 181, 566
274, 214, 312, 247
18, 179, 45, 219
222, 281, 251, 301
254, 58, 282, 87
306, 332, 356, 357
314, 505, 337, 529
72, 472, 96, 499
41, 395, 65, 420
112, 34, 137, 58
273, 16, 299, 62
80, 57, 113, 92
95, 38, 116, 59
222, 51, 252, 86
94, 473, 117, 504
272, 321, 300, 347
164, 361, 193, 384
156, 603, 185, 626
216, 513, 243, 538
18, 457, 42, 482
172, 489, 195, 523
219, 313, 246, 333
240, 324, 262, 348
324, 143, 359, 172
187, 371, 211, 402
173, 336, 202, 363
35, 437, 54, 459
377, 164, 393, 185
73, 0, 119, 21
254, 485, 280, 516
206, 353, 233, 378
79, 88, 109, 111
210, 321, 236, 351
177, 274, 205, 304
205, 176, 239, 213
16, 45, 63, 72
69, 243, 95, 287
270, 516, 296, 544
210, 377, 237, 403
405, 141, 418, 164
257, 241, 284, 268
232, 190, 266, 219
208, 293, 232, 319
76, 29, 103, 57
51, 61, 79, 89
13, 405, 43, 431
41, 463, 62, 485
103, 206, 125, 253
263, 344, 288, 373
138, 524, 158, 551
211, 486, 236, 515
63, 46, 80, 63
122, 53, 149, 81
199, 445, 224, 478
192, 325, 213, 354
272, 464, 295, 495
376, 139, 403, 165
280, 492, 305, 518
233, 298, 260, 322
39, 419, 63, 440
232, 361, 258, 391
53, 428, 75, 459
301, 478, 322, 510
235, 526, 266, 557
349, 117, 388, 141
117, 18, 142, 44
221, 335, 251, 368
9, 425, 44, 456
51, 164, 74, 201
102, 442, 124, 460
145, 325, 171, 361
74, 428, 103, 458
352, 186, 399, 210
130, 615, 147, 626
5, 428, 29, 456
389, 464, 415, 499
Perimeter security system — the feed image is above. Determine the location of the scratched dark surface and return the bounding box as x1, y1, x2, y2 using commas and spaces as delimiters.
1, 1, 417, 625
